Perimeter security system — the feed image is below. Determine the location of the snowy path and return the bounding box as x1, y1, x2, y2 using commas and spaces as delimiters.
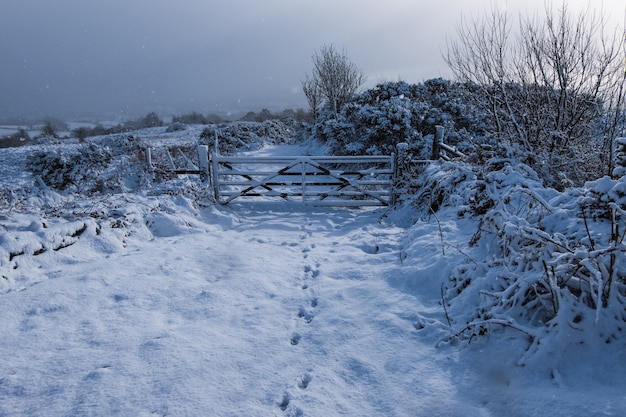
0, 202, 478, 416
2, 204, 625, 417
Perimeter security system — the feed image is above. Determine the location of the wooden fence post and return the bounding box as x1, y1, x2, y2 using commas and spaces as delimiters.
431, 125, 444, 160
145, 147, 152, 167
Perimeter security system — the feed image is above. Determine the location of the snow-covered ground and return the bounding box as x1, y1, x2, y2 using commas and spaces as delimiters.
1, 128, 625, 416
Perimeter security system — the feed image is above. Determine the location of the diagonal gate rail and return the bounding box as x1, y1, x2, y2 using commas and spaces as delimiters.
211, 154, 396, 206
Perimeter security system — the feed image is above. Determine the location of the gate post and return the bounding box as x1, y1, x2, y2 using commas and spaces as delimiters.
145, 147, 154, 181
211, 153, 220, 202
301, 160, 306, 204
395, 143, 409, 199
197, 145, 209, 182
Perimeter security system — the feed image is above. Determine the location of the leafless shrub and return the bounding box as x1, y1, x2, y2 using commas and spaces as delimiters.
304, 44, 366, 117
445, 3, 625, 185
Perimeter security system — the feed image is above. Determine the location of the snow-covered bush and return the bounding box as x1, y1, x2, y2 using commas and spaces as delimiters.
405, 157, 537, 216
436, 161, 626, 361
446, 5, 623, 188
1, 129, 31, 148
407, 160, 486, 215
26, 135, 148, 194
312, 117, 357, 154
311, 80, 488, 163
26, 144, 113, 192
166, 122, 187, 133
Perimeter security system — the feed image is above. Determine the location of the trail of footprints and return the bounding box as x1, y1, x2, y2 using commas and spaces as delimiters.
279, 224, 321, 415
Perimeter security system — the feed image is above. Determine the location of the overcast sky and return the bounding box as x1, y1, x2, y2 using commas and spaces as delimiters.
0, 0, 622, 120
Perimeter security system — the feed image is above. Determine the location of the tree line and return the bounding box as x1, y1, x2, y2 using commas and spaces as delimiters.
1, 108, 309, 148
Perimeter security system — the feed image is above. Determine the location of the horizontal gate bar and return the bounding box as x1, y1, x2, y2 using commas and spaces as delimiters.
213, 155, 392, 164
215, 171, 394, 178
218, 190, 391, 197
218, 180, 392, 186
308, 200, 389, 207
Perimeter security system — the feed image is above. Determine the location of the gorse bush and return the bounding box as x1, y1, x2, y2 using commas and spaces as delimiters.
0, 129, 31, 148
27, 144, 113, 191
26, 135, 147, 194
311, 79, 486, 158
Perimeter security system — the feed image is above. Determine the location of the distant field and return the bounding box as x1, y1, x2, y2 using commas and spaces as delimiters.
0, 120, 125, 139
0, 126, 31, 137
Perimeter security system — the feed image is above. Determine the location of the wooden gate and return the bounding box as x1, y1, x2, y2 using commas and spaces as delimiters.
211, 154, 395, 206
143, 125, 465, 207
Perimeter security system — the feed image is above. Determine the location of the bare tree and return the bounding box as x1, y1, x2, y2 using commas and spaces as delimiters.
305, 44, 366, 117
41, 120, 58, 139
302, 74, 323, 121
599, 27, 626, 177
520, 5, 623, 148
446, 7, 516, 138
445, 3, 625, 181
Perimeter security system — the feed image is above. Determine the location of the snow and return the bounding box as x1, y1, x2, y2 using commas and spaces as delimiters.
1, 127, 626, 416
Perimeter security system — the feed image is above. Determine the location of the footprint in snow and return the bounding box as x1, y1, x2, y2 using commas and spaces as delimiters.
111, 294, 128, 303
290, 332, 301, 345
303, 264, 320, 279
301, 243, 316, 253
278, 393, 290, 411
298, 373, 312, 390
298, 307, 314, 323
278, 393, 303, 416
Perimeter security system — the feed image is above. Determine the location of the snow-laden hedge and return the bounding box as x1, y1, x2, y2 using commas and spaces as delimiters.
26, 135, 148, 194
310, 79, 490, 158
413, 160, 626, 361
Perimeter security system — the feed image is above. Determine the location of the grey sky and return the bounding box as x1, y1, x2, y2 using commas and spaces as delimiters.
0, 0, 622, 120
